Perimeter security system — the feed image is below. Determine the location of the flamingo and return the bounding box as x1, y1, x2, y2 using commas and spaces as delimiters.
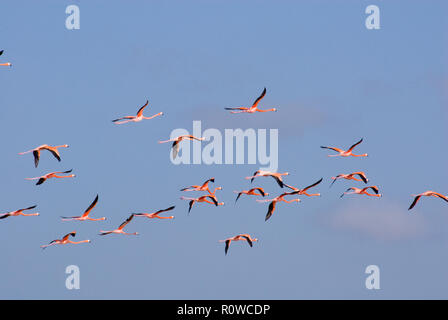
41, 231, 90, 249
257, 191, 301, 221
134, 206, 176, 220
285, 178, 323, 196
19, 144, 69, 167
180, 195, 224, 213
246, 170, 289, 188
408, 191, 448, 210
0, 205, 39, 219
340, 186, 381, 198
99, 214, 139, 236
112, 100, 163, 124
180, 178, 218, 194
234, 187, 268, 203
25, 169, 75, 186
330, 172, 368, 187
219, 234, 258, 255
321, 138, 368, 157
225, 88, 277, 114
158, 135, 205, 159
61, 195, 106, 221
0, 50, 11, 67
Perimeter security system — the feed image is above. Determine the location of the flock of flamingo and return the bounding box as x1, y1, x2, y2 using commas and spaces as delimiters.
2, 50, 448, 254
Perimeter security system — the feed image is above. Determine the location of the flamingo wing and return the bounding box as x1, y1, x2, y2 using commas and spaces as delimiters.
347, 138, 364, 152
172, 140, 180, 159
81, 194, 99, 218
271, 175, 284, 188
119, 214, 134, 230
0, 50, 3, 56
154, 206, 175, 215
265, 201, 276, 221
19, 205, 37, 211
320, 146, 343, 153
354, 172, 368, 184
33, 150, 40, 168
254, 188, 266, 196
136, 100, 149, 117
433, 193, 448, 203
46, 148, 61, 162
188, 200, 194, 213
235, 192, 243, 203
251, 87, 267, 109
364, 186, 379, 194
242, 235, 253, 247
36, 177, 46, 185
224, 240, 231, 255
408, 195, 422, 210
0, 213, 11, 219
302, 178, 323, 192
62, 232, 76, 241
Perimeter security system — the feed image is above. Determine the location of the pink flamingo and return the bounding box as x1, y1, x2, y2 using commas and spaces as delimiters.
340, 186, 381, 198
321, 138, 368, 157
159, 135, 205, 159
134, 206, 176, 220
234, 187, 268, 203
61, 195, 106, 221
257, 191, 301, 221
112, 100, 163, 124
180, 195, 224, 214
408, 191, 448, 210
26, 169, 75, 186
246, 170, 289, 188
19, 144, 69, 167
219, 234, 258, 255
330, 172, 368, 187
99, 214, 139, 236
225, 88, 277, 114
0, 205, 39, 220
180, 178, 221, 194
41, 231, 90, 249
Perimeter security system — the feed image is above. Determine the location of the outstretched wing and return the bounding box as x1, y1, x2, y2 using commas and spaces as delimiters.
301, 178, 323, 192
235, 192, 243, 203
253, 188, 266, 197
172, 140, 180, 159
265, 201, 276, 221
364, 186, 379, 194
251, 87, 267, 109
154, 206, 175, 215
136, 100, 149, 117
119, 214, 134, 230
81, 194, 99, 218
320, 146, 343, 153
347, 138, 363, 152
224, 240, 231, 255
242, 235, 253, 247
47, 149, 61, 162
354, 172, 368, 184
408, 195, 422, 210
36, 178, 46, 185
62, 232, 76, 241
0, 50, 3, 56
271, 175, 284, 188
33, 150, 40, 168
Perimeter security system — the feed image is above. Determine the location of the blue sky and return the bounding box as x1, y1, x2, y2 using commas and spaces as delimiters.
0, 0, 447, 299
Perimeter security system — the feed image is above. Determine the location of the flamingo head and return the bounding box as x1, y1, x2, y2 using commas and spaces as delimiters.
63, 144, 70, 148
5, 63, 11, 67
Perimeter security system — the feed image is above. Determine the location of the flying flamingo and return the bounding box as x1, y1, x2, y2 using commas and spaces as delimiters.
219, 234, 258, 255
225, 88, 277, 114
159, 135, 205, 159
285, 178, 323, 196
112, 100, 163, 124
181, 178, 219, 194
134, 206, 176, 220
321, 138, 368, 157
408, 191, 448, 210
257, 191, 301, 221
19, 144, 69, 167
330, 172, 368, 187
41, 231, 90, 249
0, 50, 11, 67
0, 205, 39, 220
61, 195, 106, 221
25, 169, 75, 186
99, 214, 139, 236
246, 170, 289, 188
180, 195, 224, 213
234, 187, 268, 203
340, 186, 381, 198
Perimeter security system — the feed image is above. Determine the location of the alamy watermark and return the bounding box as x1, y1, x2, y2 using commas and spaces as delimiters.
165, 121, 279, 172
